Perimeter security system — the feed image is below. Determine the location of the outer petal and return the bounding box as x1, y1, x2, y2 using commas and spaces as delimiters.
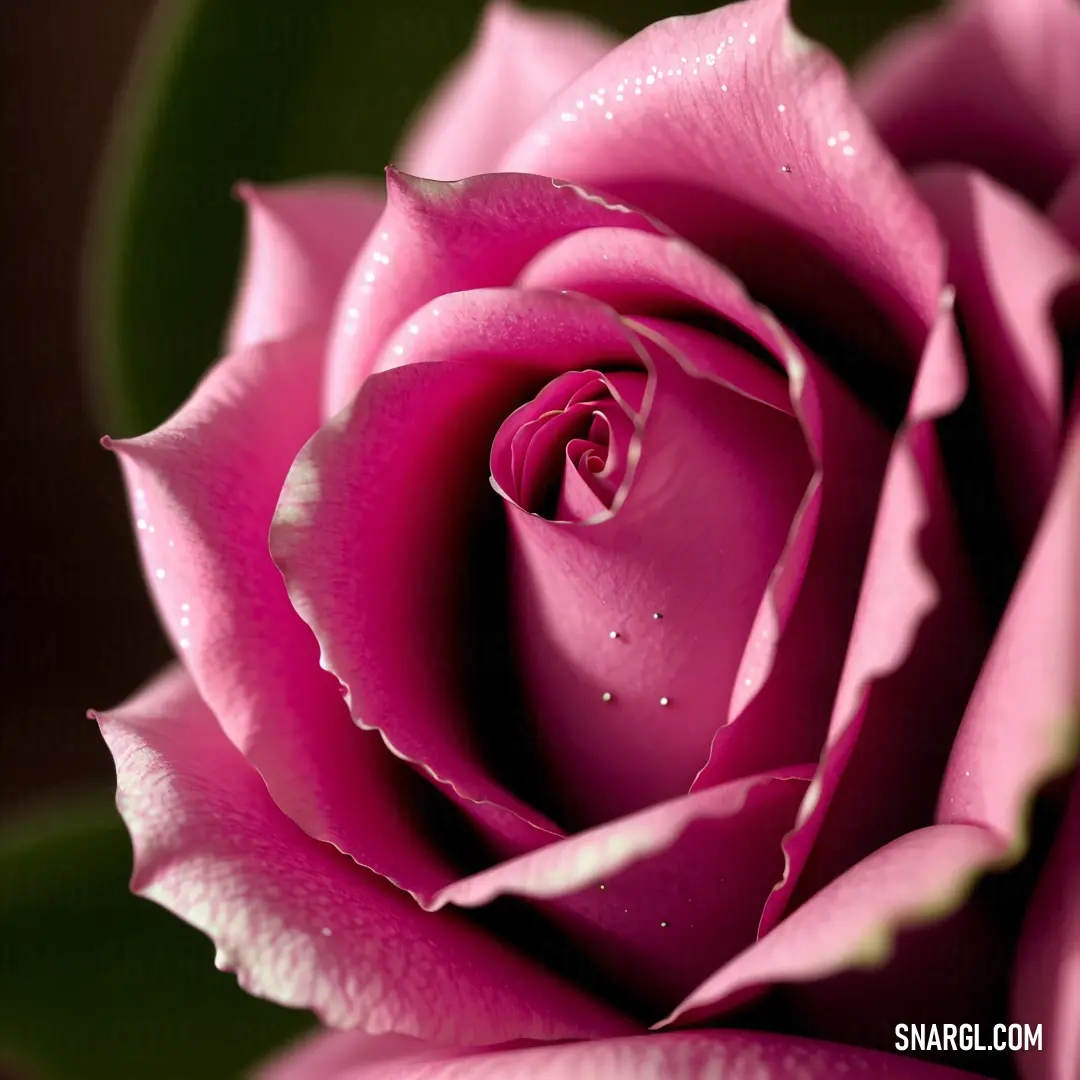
254, 1028, 984, 1080
104, 332, 456, 901
94, 666, 631, 1041
428, 769, 811, 1015
323, 170, 664, 417
503, 0, 944, 375
227, 182, 383, 354
936, 404, 1080, 847
915, 167, 1080, 551
1012, 771, 1080, 1080
272, 291, 647, 853
659, 824, 1004, 1029
756, 294, 987, 932
395, 1, 618, 182
1051, 163, 1080, 251
856, 0, 1080, 206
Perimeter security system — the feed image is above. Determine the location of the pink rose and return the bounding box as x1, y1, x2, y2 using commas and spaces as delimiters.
93, 1, 1080, 1078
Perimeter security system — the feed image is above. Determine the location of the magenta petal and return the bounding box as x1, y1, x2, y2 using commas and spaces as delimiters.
503, 0, 943, 371
254, 1028, 987, 1080
522, 222, 894, 791
104, 332, 453, 900
505, 327, 811, 827
1012, 774, 1080, 1080
659, 823, 1004, 1029
394, 1, 617, 182
524, 226, 888, 790
227, 182, 383, 355
322, 170, 665, 416
432, 769, 811, 1012
272, 290, 646, 854
915, 167, 1080, 550
94, 665, 631, 1041
857, 0, 1080, 206
693, 334, 891, 790
1051, 163, 1080, 251
936, 406, 1080, 845
757, 294, 988, 932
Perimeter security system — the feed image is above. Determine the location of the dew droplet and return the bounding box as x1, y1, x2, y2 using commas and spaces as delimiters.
659, 696, 670, 707
652, 611, 663, 620
601, 691, 613, 703
609, 630, 619, 640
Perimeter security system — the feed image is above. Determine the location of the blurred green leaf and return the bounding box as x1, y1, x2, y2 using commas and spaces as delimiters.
83, 0, 936, 438
0, 793, 313, 1080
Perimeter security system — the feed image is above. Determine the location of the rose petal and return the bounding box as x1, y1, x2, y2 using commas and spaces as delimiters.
1051, 162, 1080, 251
104, 332, 454, 900
503, 0, 943, 376
254, 1027, 986, 1079
323, 170, 665, 417
667, 393, 1080, 1030
692, 326, 890, 789
936, 403, 1080, 847
430, 769, 811, 1012
518, 226, 893, 792
394, 1, 618, 182
856, 0, 1080, 207
1012, 772, 1080, 1080
227, 182, 383, 355
93, 665, 631, 1041
915, 166, 1080, 550
659, 823, 1004, 1028
272, 290, 648, 853
757, 293, 989, 932
502, 325, 811, 827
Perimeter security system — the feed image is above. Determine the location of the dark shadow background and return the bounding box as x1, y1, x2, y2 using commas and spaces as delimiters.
1, 1, 169, 823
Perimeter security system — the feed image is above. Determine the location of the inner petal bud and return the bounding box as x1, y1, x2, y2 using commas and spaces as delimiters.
491, 368, 646, 522
490, 340, 811, 829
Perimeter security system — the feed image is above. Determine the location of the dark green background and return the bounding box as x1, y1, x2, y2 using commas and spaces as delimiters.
6, 2, 937, 1078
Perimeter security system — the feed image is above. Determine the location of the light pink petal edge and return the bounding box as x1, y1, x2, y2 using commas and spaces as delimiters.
756, 290, 979, 932
395, 0, 618, 183
94, 665, 632, 1043
254, 1027, 984, 1080
104, 331, 458, 901
659, 824, 1005, 1029
227, 181, 383, 356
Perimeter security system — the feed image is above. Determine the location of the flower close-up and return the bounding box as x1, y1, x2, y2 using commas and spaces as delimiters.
90, 0, 1080, 1077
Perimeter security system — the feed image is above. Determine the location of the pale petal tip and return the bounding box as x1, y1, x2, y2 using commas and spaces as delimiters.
232, 180, 259, 204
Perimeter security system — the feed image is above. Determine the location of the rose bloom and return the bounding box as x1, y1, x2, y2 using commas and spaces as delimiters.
93, 0, 1080, 1077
